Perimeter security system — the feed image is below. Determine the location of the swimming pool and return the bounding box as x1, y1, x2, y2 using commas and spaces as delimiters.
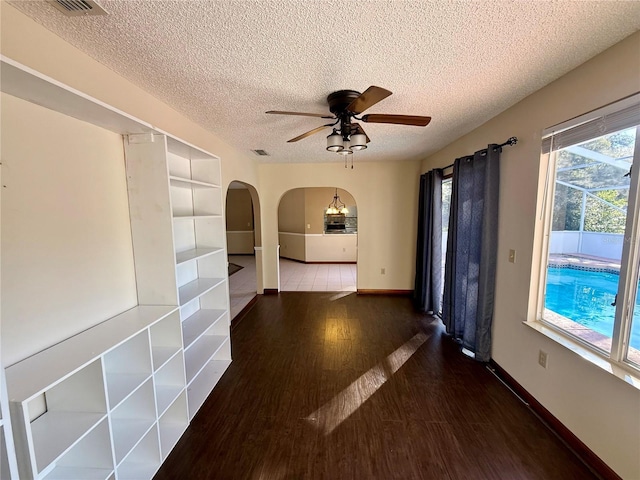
545, 267, 640, 351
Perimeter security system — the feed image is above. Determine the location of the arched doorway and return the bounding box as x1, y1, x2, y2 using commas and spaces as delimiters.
226, 181, 261, 319
277, 187, 357, 292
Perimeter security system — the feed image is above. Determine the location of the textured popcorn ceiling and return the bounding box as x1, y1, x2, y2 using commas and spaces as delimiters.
10, 1, 640, 163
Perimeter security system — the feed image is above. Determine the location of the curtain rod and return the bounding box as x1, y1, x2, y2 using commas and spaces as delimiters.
442, 137, 518, 170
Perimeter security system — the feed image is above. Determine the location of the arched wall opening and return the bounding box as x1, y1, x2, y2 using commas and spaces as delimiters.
225, 181, 262, 318
277, 187, 357, 292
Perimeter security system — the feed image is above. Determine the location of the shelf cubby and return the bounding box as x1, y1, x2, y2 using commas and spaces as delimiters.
169, 176, 218, 189
176, 253, 227, 292
115, 425, 161, 480
154, 352, 186, 417
182, 309, 226, 350
1, 366, 18, 480
166, 147, 221, 186
184, 333, 229, 385
111, 379, 156, 466
178, 277, 225, 306
103, 331, 152, 409
149, 311, 182, 371
175, 247, 223, 265
170, 186, 221, 217
158, 392, 188, 460
41, 418, 113, 480
186, 360, 231, 419
26, 359, 107, 475
173, 216, 224, 254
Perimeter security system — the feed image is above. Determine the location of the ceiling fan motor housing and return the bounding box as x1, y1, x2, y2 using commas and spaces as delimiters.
327, 90, 361, 115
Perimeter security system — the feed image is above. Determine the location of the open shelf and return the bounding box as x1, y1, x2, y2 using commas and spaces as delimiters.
111, 380, 156, 465
5, 306, 176, 405
151, 346, 180, 371
154, 352, 186, 417
32, 412, 107, 473
41, 418, 113, 480
103, 331, 152, 409
169, 176, 218, 189
186, 360, 231, 419
185, 335, 229, 384
178, 278, 225, 306
149, 311, 182, 371
104, 373, 151, 410
116, 426, 161, 480
172, 214, 221, 220
175, 247, 223, 265
182, 309, 226, 350
158, 392, 188, 460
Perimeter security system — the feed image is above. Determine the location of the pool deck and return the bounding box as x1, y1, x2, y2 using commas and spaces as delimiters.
548, 253, 620, 273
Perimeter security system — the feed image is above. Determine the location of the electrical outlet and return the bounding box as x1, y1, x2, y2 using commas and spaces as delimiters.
538, 350, 548, 368
381, 268, 386, 275
509, 249, 516, 263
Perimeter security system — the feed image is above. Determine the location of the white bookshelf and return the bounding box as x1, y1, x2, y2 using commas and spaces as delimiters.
124, 135, 232, 421
1, 56, 232, 479
163, 144, 232, 420
1, 368, 20, 480
5, 306, 181, 480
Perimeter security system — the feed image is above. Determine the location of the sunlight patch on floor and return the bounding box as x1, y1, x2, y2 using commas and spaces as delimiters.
252, 462, 289, 480
306, 331, 430, 435
328, 291, 355, 301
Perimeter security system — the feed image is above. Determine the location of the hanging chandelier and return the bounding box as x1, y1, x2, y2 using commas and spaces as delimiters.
326, 188, 349, 215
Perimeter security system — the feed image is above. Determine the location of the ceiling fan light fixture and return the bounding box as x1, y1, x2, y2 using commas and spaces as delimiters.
337, 140, 353, 156
350, 133, 367, 151
326, 131, 343, 152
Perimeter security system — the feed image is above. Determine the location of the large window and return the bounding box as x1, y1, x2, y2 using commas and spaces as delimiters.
539, 95, 640, 371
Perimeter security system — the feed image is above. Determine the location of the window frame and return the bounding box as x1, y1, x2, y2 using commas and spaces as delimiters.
536, 95, 640, 374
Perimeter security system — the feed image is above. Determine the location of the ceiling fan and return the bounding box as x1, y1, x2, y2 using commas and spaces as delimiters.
266, 86, 431, 155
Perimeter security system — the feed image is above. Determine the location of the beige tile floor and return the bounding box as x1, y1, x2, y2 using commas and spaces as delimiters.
228, 255, 257, 320
227, 255, 357, 320
279, 258, 357, 292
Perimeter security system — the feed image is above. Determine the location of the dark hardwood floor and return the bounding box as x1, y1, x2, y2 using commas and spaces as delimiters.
154, 293, 596, 480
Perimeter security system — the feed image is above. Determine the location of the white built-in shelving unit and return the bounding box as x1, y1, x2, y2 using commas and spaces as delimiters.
1, 364, 20, 479
6, 306, 183, 480
1, 56, 232, 479
125, 135, 232, 420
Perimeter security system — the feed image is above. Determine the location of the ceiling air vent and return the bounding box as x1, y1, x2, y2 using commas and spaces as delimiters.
252, 149, 270, 156
49, 0, 108, 16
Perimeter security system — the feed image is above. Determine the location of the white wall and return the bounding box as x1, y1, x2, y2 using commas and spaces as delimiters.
305, 234, 357, 262
1, 93, 138, 366
260, 161, 421, 291
550, 231, 623, 260
226, 231, 255, 254
279, 232, 357, 262
549, 231, 580, 254
422, 32, 640, 478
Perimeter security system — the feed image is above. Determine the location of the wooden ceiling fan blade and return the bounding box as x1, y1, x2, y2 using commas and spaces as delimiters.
266, 110, 335, 119
361, 114, 431, 126
347, 86, 392, 114
287, 124, 332, 142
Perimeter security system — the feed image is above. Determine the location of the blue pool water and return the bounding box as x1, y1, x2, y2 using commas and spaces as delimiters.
545, 267, 640, 351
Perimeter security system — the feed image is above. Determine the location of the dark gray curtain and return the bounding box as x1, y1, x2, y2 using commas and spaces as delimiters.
413, 169, 443, 314
442, 145, 500, 362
